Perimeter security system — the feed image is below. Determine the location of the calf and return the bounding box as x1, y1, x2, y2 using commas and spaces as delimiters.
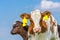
28, 10, 59, 40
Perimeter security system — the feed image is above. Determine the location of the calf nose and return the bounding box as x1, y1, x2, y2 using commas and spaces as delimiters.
33, 27, 41, 33
11, 30, 16, 35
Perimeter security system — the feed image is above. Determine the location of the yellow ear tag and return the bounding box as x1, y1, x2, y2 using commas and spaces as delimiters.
43, 15, 49, 21
22, 17, 28, 27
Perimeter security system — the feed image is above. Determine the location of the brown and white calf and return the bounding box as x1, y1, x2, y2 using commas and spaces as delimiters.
28, 10, 59, 40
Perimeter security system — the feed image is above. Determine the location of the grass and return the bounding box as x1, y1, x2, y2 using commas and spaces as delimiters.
51, 37, 55, 40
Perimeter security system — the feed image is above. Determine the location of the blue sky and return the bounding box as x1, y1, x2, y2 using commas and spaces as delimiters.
0, 0, 60, 40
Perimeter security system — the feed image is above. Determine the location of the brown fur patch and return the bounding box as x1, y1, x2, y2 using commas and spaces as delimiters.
28, 15, 36, 34
39, 13, 48, 33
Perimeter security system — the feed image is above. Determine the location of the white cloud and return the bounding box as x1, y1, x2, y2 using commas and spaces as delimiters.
35, 0, 60, 10
40, 0, 60, 9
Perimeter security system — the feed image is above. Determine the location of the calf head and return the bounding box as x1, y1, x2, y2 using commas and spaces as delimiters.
20, 11, 42, 33
11, 21, 22, 34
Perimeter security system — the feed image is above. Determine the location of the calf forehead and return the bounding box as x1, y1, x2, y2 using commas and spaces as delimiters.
31, 9, 41, 27
31, 9, 41, 20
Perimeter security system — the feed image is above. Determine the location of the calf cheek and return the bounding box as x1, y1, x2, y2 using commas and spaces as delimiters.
42, 21, 47, 29
28, 25, 34, 34
41, 21, 48, 32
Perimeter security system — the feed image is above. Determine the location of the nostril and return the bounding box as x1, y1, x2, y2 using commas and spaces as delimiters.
33, 27, 41, 33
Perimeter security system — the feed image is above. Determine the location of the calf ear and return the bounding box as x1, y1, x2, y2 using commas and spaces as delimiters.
41, 11, 51, 16
20, 13, 30, 19
20, 13, 27, 18
44, 11, 51, 16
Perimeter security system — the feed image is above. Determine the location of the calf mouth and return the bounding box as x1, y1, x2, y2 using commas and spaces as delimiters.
11, 30, 17, 35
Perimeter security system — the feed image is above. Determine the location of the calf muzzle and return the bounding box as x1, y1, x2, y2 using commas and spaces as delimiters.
33, 27, 41, 33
